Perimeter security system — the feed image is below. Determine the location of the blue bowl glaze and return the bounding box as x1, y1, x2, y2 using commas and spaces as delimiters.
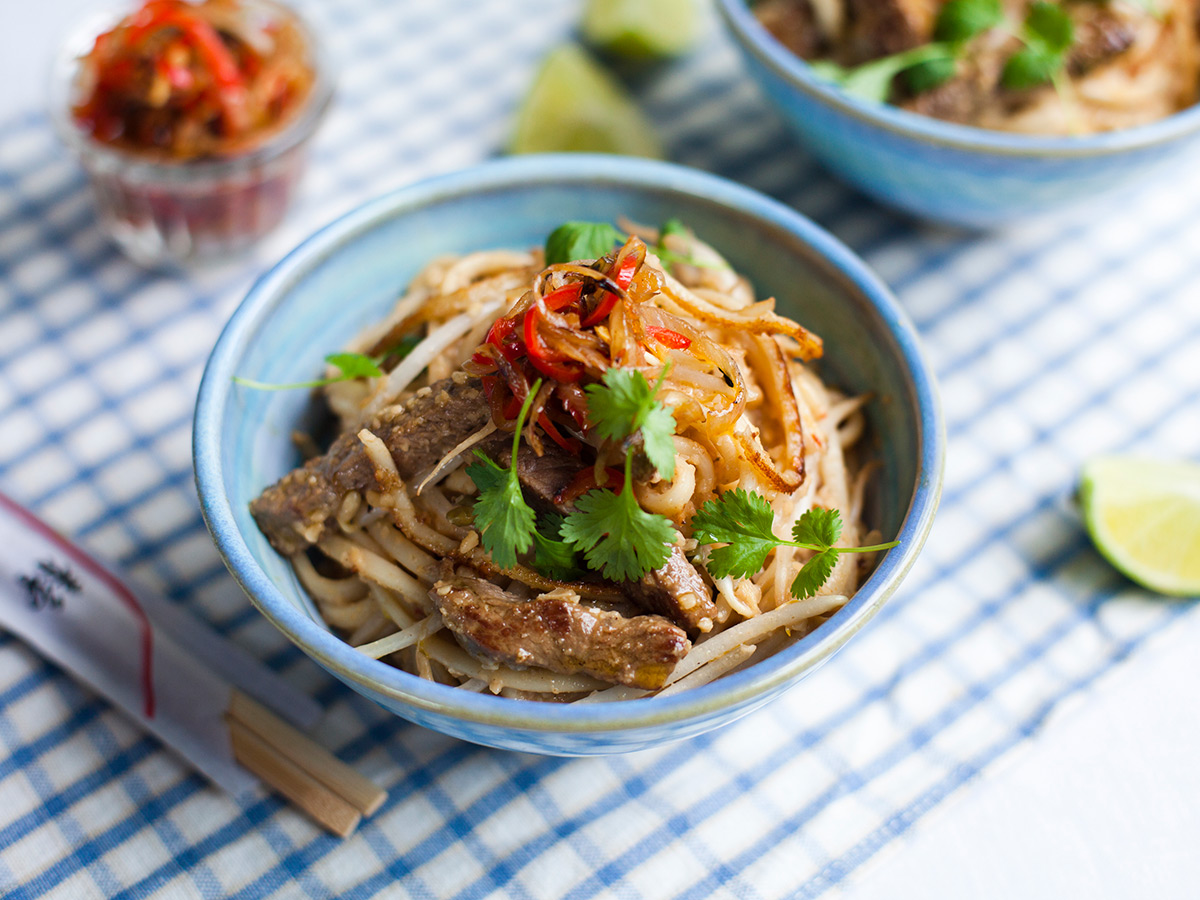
194, 155, 944, 755
717, 0, 1200, 227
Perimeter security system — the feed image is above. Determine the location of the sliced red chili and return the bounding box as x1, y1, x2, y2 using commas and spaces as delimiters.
542, 283, 583, 312
555, 466, 624, 506
523, 307, 583, 383
581, 252, 638, 327
611, 251, 639, 289
484, 315, 523, 363
645, 325, 692, 349
580, 291, 619, 328
537, 414, 581, 454
502, 393, 523, 420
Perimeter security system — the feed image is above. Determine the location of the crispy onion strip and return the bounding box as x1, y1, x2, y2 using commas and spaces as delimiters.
742, 334, 806, 488
658, 276, 824, 360
628, 303, 747, 432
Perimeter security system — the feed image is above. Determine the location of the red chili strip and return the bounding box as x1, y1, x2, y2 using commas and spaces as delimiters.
581, 251, 638, 327
542, 283, 583, 312
645, 325, 692, 349
523, 307, 582, 383
555, 466, 624, 506
537, 414, 581, 454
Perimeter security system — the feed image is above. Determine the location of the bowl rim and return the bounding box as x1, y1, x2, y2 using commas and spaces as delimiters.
715, 0, 1200, 158
194, 153, 945, 735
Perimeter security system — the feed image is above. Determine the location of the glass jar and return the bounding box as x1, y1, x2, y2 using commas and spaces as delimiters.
49, 0, 334, 268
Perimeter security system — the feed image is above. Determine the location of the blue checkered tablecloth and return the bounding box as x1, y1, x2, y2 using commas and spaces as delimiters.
2, 0, 1199, 897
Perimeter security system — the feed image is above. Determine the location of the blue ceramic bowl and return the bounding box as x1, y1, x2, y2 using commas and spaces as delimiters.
194, 155, 944, 755
717, 0, 1200, 227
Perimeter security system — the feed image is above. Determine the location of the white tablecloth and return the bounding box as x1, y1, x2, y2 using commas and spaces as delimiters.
2, 2, 1198, 898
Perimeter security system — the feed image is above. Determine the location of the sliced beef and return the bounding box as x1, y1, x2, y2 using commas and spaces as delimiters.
1066, 4, 1137, 76
251, 373, 492, 555
844, 0, 938, 63
432, 573, 690, 689
756, 0, 823, 60
481, 437, 582, 513
629, 546, 719, 637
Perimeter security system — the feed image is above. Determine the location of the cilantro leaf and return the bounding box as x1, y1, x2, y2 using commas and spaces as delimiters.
560, 456, 675, 582
791, 507, 842, 548
691, 489, 780, 579
545, 221, 625, 265
935, 0, 1003, 43
1002, 2, 1074, 89
905, 55, 958, 94
466, 453, 536, 570
690, 489, 900, 600
232, 351, 384, 391
584, 366, 677, 479
659, 217, 687, 240
639, 404, 678, 481
324, 352, 384, 380
791, 549, 839, 600
532, 531, 584, 580
531, 513, 585, 580
1001, 46, 1057, 88
654, 218, 727, 271
809, 43, 956, 103
464, 380, 543, 570
1025, 1, 1073, 53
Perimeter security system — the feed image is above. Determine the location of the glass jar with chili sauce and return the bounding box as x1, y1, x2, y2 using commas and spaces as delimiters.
51, 0, 332, 266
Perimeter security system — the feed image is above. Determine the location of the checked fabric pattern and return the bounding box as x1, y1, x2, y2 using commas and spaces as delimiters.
1, 0, 1198, 897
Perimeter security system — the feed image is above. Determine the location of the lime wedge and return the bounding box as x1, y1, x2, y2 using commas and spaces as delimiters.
582, 0, 703, 60
1080, 456, 1200, 596
509, 45, 664, 158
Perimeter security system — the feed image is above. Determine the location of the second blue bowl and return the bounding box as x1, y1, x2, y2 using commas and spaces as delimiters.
718, 0, 1200, 227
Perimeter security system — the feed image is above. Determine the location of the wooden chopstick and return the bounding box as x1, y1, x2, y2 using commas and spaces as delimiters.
225, 690, 387, 835
228, 718, 362, 837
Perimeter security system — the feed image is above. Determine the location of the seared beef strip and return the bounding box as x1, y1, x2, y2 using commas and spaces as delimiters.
844, 0, 938, 62
251, 373, 492, 555
756, 0, 823, 60
432, 573, 690, 689
629, 546, 717, 638
1065, 4, 1138, 76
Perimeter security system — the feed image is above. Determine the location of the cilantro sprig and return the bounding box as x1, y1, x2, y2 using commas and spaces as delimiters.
465, 380, 546, 570
559, 366, 679, 581
691, 489, 899, 599
1001, 2, 1074, 89
583, 365, 677, 479
232, 352, 384, 391
560, 453, 677, 581
654, 218, 727, 271
809, 42, 958, 103
464, 366, 682, 581
232, 335, 422, 391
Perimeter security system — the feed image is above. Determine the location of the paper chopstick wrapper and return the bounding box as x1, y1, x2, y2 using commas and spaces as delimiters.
0, 492, 384, 833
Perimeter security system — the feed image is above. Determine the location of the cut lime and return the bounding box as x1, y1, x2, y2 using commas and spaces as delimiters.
509, 45, 664, 158
582, 0, 703, 60
1080, 456, 1200, 596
